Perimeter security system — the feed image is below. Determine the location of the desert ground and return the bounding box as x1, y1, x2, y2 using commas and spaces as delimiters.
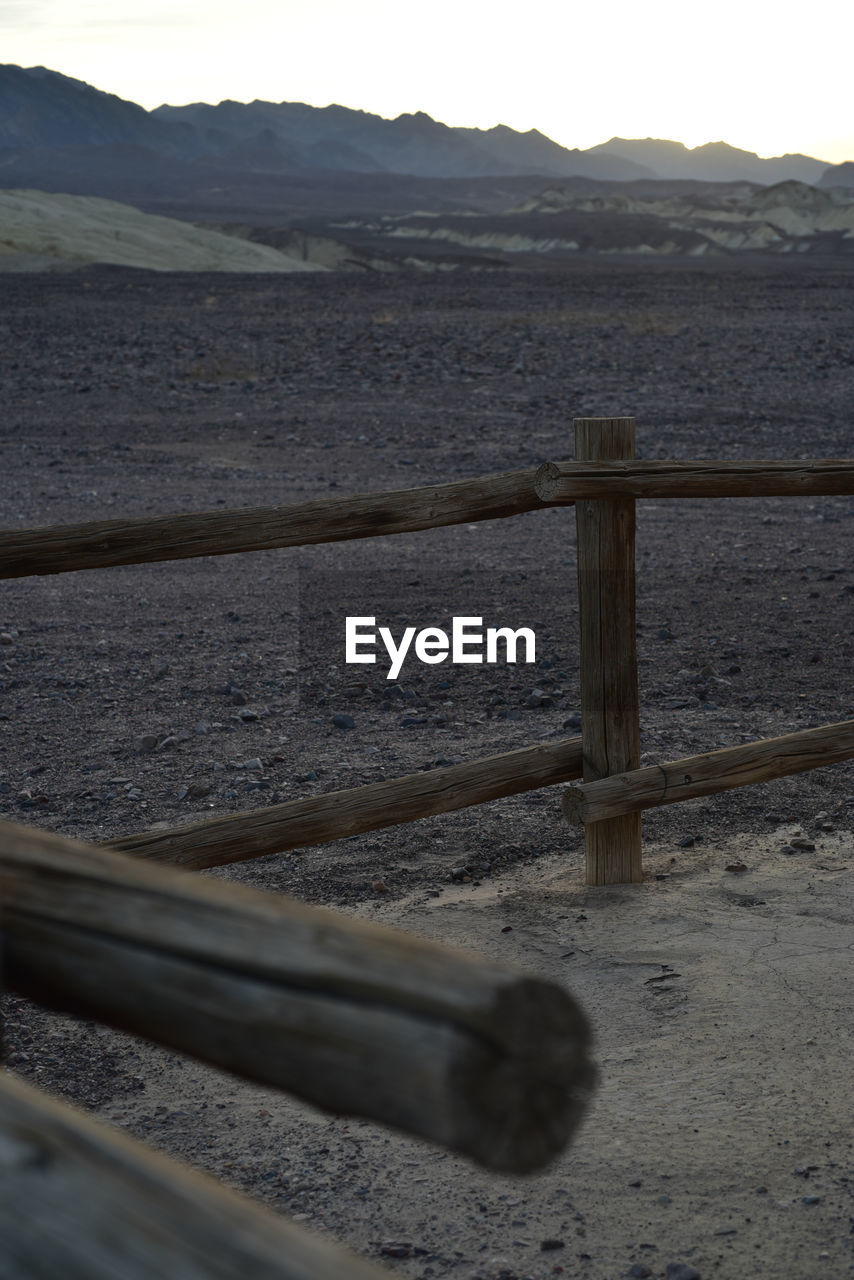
2, 256, 853, 1280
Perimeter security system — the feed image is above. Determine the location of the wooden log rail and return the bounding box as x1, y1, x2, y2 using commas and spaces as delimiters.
0, 1071, 393, 1280
108, 736, 583, 870
535, 458, 854, 502
562, 719, 854, 825
0, 819, 595, 1173
0, 466, 547, 578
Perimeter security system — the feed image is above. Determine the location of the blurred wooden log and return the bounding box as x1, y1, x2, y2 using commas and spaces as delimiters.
0, 1071, 391, 1280
535, 458, 854, 501
0, 819, 595, 1173
0, 467, 547, 578
562, 719, 854, 825
574, 418, 642, 885
108, 736, 583, 870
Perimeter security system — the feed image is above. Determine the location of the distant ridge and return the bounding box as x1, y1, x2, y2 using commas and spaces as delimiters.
0, 63, 851, 225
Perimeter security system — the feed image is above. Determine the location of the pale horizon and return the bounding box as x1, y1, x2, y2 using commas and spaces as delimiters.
3, 0, 853, 167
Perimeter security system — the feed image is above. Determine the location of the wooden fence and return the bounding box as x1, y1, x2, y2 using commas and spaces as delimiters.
2, 414, 853, 884
3, 416, 854, 1271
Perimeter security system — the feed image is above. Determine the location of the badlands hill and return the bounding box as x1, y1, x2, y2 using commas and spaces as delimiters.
0, 190, 323, 272
221, 178, 854, 271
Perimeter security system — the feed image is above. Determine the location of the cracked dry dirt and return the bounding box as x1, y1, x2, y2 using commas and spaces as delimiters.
1, 257, 853, 1279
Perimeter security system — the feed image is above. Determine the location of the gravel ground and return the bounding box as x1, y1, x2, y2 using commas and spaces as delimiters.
1, 256, 853, 1279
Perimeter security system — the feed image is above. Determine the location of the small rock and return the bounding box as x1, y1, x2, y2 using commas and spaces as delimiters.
186, 781, 211, 799
678, 836, 695, 848
371, 879, 389, 894
379, 1242, 414, 1259
236, 709, 259, 721
790, 837, 816, 850
193, 721, 212, 735
665, 1266, 701, 1280
562, 712, 582, 730
802, 1195, 821, 1205
627, 1267, 652, 1279
152, 659, 170, 678
230, 688, 248, 706
765, 811, 787, 823
0, 632, 14, 645
726, 861, 748, 874
138, 734, 159, 752
540, 1239, 564, 1252
400, 715, 426, 726
157, 735, 177, 751
332, 713, 355, 730
242, 758, 263, 773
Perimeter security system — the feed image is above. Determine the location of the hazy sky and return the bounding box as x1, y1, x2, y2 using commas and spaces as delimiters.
3, 0, 853, 163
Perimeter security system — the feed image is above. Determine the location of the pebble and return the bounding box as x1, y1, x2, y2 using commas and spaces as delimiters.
332, 713, 355, 730
371, 879, 390, 894
789, 837, 816, 850
802, 1195, 821, 1205
725, 861, 748, 874
765, 811, 787, 823
0, 632, 14, 645
540, 1239, 564, 1251
678, 836, 695, 848
563, 713, 582, 730
193, 721, 212, 735
236, 709, 259, 721
627, 1267, 652, 1279
665, 1266, 701, 1280
230, 688, 248, 706
138, 733, 159, 752
157, 735, 177, 751
241, 758, 263, 773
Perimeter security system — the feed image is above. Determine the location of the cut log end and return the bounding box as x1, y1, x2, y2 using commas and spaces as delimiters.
534, 460, 564, 502
456, 977, 597, 1172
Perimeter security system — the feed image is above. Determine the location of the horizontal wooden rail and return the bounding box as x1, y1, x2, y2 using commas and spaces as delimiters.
1, 819, 595, 1173
562, 719, 854, 825
0, 1072, 392, 1280
108, 736, 584, 869
0, 466, 547, 578
536, 458, 854, 501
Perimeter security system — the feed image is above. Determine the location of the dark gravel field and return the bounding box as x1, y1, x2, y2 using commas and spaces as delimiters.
2, 256, 854, 1280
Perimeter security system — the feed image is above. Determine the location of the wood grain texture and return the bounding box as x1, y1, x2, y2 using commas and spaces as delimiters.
1, 820, 595, 1173
0, 1071, 392, 1280
0, 467, 547, 578
574, 419, 642, 885
535, 458, 854, 501
562, 719, 854, 824
108, 736, 583, 869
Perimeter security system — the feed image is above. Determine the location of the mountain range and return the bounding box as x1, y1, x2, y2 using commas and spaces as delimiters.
1, 63, 851, 197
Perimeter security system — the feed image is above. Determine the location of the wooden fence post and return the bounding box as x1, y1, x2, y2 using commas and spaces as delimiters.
574, 417, 642, 884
